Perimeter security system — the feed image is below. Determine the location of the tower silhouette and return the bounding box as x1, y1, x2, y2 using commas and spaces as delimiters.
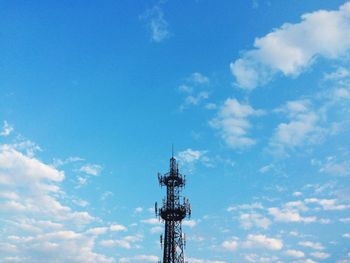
155, 154, 191, 263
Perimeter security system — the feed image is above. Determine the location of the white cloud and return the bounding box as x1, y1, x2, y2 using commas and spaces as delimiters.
221, 240, 238, 251
243, 253, 280, 263
79, 164, 102, 176
242, 234, 283, 250
324, 66, 350, 81
0, 142, 113, 262
100, 191, 113, 201
100, 235, 142, 250
86, 227, 109, 236
318, 156, 350, 176
141, 6, 169, 43
179, 72, 211, 110
179, 84, 193, 93
182, 219, 197, 228
305, 198, 350, 210
150, 226, 163, 234
72, 198, 89, 207
119, 254, 159, 262
0, 145, 64, 188
0, 121, 14, 136
177, 148, 207, 164
259, 164, 274, 174
285, 249, 305, 258
189, 72, 210, 85
76, 176, 88, 188
293, 260, 317, 263
310, 251, 330, 259
298, 241, 324, 250
12, 139, 42, 157
231, 2, 350, 89
270, 99, 325, 154
239, 213, 271, 229
181, 92, 210, 110
187, 259, 226, 263
110, 224, 127, 232
52, 156, 84, 167
6, 231, 114, 263
268, 207, 316, 223
134, 207, 143, 213
210, 98, 264, 149
141, 218, 161, 225
227, 202, 263, 212
100, 239, 131, 249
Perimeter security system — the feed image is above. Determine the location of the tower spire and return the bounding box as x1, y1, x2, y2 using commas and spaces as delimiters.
156, 154, 191, 263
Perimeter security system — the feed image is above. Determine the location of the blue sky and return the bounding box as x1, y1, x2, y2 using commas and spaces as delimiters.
1, 0, 350, 262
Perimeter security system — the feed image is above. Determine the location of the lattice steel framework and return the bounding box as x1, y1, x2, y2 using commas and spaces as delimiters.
155, 155, 191, 263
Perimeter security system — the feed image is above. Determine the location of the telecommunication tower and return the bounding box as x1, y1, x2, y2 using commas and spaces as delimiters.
155, 154, 191, 263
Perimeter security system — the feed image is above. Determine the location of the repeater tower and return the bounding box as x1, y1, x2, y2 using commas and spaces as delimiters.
155, 153, 191, 263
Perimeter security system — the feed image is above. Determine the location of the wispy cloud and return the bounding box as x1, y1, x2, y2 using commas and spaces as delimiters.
0, 121, 14, 136
177, 148, 208, 164
141, 5, 169, 43
179, 72, 211, 110
79, 164, 102, 176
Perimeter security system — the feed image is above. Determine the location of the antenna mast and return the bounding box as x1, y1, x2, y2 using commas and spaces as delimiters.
155, 154, 191, 263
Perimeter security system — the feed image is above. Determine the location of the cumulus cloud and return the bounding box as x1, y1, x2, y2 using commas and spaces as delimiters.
221, 240, 238, 251
268, 207, 316, 223
242, 234, 283, 250
285, 249, 305, 258
298, 241, 324, 250
141, 218, 162, 225
231, 2, 350, 89
210, 98, 264, 149
110, 224, 127, 232
239, 213, 271, 229
305, 198, 350, 210
100, 234, 142, 250
0, 142, 113, 262
269, 99, 325, 154
4, 231, 114, 263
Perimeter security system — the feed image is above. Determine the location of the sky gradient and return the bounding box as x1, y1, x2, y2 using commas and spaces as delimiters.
1, 1, 350, 262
